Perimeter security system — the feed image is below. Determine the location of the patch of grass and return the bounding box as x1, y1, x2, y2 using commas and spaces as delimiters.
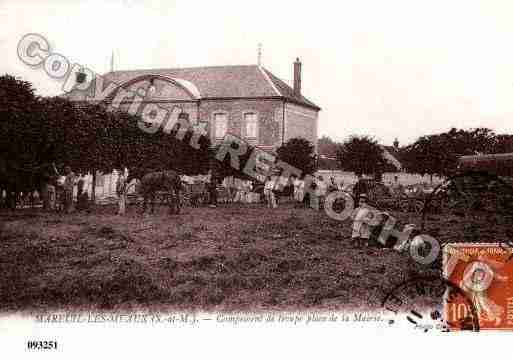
2, 203, 505, 312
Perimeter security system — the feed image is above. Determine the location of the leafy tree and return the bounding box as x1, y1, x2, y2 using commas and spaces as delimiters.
445, 127, 496, 155
336, 135, 390, 177
0, 74, 40, 167
493, 134, 513, 154
0, 74, 45, 205
0, 74, 212, 205
401, 134, 456, 177
276, 138, 316, 176
402, 127, 498, 177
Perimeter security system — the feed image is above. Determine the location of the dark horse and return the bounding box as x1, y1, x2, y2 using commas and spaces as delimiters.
138, 170, 182, 214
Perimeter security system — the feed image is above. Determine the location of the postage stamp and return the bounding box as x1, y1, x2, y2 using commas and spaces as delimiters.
443, 243, 513, 330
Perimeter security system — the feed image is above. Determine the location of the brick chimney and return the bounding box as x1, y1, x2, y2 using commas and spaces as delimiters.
293, 58, 301, 96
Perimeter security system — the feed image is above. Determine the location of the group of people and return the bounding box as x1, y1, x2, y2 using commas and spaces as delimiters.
42, 165, 89, 213
263, 174, 344, 210
199, 174, 345, 210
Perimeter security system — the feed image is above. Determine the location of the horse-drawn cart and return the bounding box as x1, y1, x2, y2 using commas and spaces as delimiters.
359, 180, 435, 214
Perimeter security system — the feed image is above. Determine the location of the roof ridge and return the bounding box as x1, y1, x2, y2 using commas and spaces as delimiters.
68, 64, 321, 110
105, 64, 258, 75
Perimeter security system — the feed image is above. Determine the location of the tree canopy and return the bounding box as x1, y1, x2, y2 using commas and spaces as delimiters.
401, 127, 501, 176
336, 135, 392, 177
276, 138, 316, 177
0, 74, 211, 196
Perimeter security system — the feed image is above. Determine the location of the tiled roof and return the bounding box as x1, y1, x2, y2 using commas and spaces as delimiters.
66, 65, 320, 110
262, 68, 320, 110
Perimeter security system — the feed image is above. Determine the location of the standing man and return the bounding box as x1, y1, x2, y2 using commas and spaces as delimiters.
63, 166, 76, 214
116, 170, 127, 215
47, 180, 57, 211
208, 171, 218, 208
391, 175, 403, 196
314, 175, 327, 210
292, 175, 302, 204
76, 174, 89, 211
351, 194, 373, 248
264, 176, 277, 209
225, 176, 236, 203
353, 175, 369, 204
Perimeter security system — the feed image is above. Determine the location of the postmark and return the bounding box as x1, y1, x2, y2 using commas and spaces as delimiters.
381, 275, 479, 332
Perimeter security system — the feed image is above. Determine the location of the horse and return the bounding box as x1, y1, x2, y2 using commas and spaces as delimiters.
138, 170, 182, 214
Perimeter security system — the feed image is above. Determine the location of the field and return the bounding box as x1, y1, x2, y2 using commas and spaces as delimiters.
0, 202, 509, 313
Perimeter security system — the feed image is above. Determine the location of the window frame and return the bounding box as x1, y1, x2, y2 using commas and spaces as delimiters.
243, 111, 259, 141
212, 111, 229, 140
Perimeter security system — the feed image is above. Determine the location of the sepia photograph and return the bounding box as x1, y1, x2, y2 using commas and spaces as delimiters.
1, 0, 513, 356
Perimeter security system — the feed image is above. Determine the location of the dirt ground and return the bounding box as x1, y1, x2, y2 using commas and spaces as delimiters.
0, 202, 509, 313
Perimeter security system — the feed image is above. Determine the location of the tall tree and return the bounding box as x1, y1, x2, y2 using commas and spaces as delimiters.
402, 127, 498, 176
0, 74, 212, 204
493, 134, 513, 154
276, 138, 316, 176
336, 135, 389, 177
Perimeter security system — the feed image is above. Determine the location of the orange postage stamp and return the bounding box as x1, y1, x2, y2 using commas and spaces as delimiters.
443, 243, 513, 331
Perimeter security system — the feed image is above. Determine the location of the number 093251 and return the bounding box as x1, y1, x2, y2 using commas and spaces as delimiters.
27, 341, 58, 350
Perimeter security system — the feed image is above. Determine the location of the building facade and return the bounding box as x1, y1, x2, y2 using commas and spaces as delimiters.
66, 59, 321, 152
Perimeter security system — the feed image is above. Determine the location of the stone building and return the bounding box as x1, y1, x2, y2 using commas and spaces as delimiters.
66, 59, 321, 152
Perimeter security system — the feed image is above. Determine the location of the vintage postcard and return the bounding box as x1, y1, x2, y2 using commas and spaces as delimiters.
1, 0, 513, 357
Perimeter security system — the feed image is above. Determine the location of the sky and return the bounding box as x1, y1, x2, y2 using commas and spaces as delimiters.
1, 0, 513, 146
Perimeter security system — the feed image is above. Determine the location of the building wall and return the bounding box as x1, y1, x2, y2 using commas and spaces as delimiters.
284, 103, 319, 151
103, 76, 319, 152
198, 98, 284, 148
